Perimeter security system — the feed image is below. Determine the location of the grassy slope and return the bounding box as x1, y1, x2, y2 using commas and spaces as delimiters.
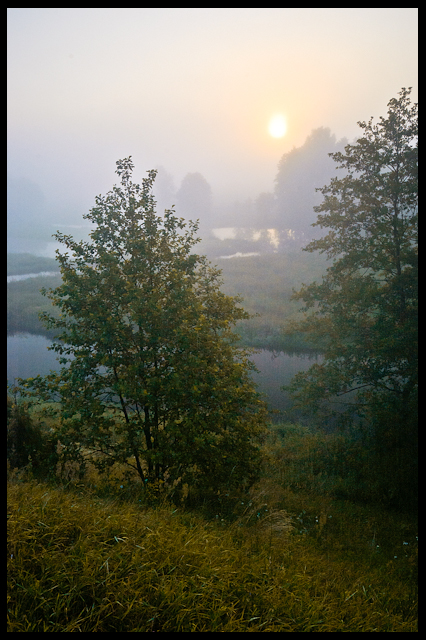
218, 250, 327, 320
7, 254, 61, 337
7, 253, 417, 631
7, 424, 417, 632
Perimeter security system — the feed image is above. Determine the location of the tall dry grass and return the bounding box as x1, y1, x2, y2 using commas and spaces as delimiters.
8, 470, 417, 632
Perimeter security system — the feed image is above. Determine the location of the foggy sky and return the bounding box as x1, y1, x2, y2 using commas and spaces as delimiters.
7, 8, 417, 231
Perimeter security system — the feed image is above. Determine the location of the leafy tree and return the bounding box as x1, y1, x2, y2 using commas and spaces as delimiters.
286, 88, 417, 505
7, 395, 59, 477
19, 157, 268, 500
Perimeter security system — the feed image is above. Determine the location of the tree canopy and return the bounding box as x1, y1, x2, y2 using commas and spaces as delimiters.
286, 88, 417, 505
19, 158, 267, 501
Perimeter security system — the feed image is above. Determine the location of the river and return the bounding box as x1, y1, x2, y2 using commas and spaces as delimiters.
7, 251, 322, 420
7, 333, 321, 420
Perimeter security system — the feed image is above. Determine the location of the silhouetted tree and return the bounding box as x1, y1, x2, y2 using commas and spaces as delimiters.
287, 89, 418, 507
176, 172, 212, 233
152, 165, 177, 215
273, 127, 347, 241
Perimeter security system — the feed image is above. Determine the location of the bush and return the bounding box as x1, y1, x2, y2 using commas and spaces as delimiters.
7, 395, 58, 479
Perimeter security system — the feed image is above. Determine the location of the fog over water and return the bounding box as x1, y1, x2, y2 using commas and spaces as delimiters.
7, 9, 417, 416
8, 8, 417, 256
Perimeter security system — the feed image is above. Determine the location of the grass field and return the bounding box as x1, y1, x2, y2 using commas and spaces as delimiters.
7, 250, 327, 350
7, 424, 417, 632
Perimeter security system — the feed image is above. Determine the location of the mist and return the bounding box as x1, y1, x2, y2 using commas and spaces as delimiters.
7, 8, 417, 256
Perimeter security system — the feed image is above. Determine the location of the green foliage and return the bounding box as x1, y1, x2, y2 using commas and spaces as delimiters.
286, 89, 418, 506
18, 157, 267, 500
265, 423, 415, 510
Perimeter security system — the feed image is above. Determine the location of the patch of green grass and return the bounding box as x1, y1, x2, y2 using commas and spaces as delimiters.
6, 250, 327, 350
215, 252, 329, 351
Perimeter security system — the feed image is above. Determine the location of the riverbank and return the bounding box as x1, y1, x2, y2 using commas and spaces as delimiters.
7, 274, 62, 339
7, 253, 58, 277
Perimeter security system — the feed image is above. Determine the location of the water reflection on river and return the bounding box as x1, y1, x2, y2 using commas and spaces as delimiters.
7, 333, 61, 383
7, 333, 321, 419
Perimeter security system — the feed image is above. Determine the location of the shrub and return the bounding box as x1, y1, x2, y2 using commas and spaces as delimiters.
7, 395, 58, 479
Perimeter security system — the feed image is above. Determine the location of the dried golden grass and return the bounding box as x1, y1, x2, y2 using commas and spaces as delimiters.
7, 476, 417, 632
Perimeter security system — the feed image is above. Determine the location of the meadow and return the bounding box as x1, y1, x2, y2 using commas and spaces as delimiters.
7, 248, 328, 350
7, 422, 417, 632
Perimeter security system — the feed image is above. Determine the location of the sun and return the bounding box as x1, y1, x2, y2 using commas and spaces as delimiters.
268, 114, 287, 138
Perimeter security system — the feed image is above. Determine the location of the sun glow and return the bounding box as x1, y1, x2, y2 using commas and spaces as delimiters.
268, 114, 287, 138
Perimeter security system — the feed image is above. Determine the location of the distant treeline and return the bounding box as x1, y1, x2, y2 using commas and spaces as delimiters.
7, 253, 58, 276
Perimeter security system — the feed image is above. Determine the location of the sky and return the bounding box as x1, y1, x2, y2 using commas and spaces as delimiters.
8, 7, 418, 229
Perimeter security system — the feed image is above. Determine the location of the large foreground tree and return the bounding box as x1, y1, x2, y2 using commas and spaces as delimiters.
286, 88, 417, 504
20, 158, 267, 499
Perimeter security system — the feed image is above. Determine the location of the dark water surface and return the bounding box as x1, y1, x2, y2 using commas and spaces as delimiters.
7, 333, 321, 418
7, 333, 62, 383
250, 348, 322, 418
